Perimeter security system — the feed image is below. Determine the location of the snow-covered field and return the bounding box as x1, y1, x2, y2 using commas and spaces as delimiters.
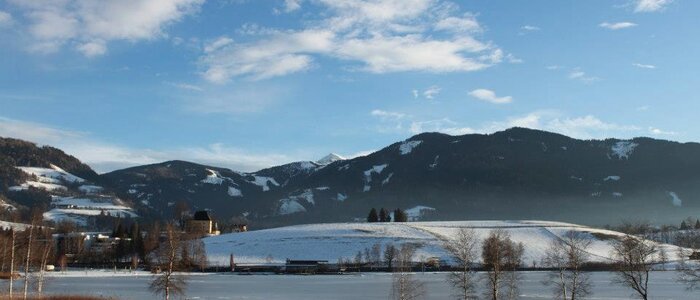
204, 220, 684, 266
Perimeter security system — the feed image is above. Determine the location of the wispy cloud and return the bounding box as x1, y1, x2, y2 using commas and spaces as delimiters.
599, 22, 638, 30
568, 69, 600, 83
633, 63, 656, 69
0, 116, 302, 173
633, 0, 672, 12
0, 10, 13, 27
469, 89, 513, 104
423, 86, 441, 100
199, 0, 503, 82
6, 0, 204, 57
371, 110, 641, 140
649, 126, 677, 135
165, 81, 204, 91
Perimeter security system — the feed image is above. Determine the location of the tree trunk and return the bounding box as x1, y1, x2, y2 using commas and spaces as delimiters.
9, 230, 15, 299
23, 225, 34, 300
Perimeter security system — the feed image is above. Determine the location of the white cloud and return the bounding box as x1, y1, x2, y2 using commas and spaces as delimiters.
179, 85, 284, 114
521, 25, 540, 31
282, 0, 302, 13
506, 53, 523, 64
371, 109, 641, 140
0, 10, 13, 27
568, 69, 600, 83
0, 116, 301, 173
8, 0, 204, 56
409, 119, 474, 135
370, 109, 406, 120
546, 65, 562, 70
412, 89, 419, 99
633, 63, 656, 69
76, 40, 107, 57
634, 0, 672, 12
200, 29, 334, 82
165, 81, 204, 91
469, 88, 513, 104
200, 0, 502, 81
599, 22, 638, 30
637, 105, 650, 111
423, 85, 441, 99
434, 15, 482, 33
649, 127, 677, 135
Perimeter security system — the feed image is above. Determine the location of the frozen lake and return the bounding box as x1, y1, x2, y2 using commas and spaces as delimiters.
4, 271, 697, 299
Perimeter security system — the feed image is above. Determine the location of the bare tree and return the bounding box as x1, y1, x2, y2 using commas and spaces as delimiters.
542, 231, 592, 300
610, 235, 658, 300
443, 228, 479, 300
370, 243, 382, 269
384, 243, 398, 270
391, 244, 425, 300
149, 223, 187, 300
482, 229, 523, 300
676, 248, 700, 290
23, 215, 39, 300
36, 229, 53, 294
504, 241, 524, 300
8, 229, 16, 299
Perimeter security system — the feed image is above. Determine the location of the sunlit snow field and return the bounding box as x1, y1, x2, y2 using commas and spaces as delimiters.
4, 270, 695, 299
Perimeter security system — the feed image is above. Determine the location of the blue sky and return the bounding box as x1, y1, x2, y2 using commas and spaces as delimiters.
0, 0, 698, 173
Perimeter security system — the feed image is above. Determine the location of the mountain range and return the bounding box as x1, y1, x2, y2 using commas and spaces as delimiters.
2, 127, 700, 228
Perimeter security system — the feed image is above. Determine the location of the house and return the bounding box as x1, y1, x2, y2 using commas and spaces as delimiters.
185, 210, 221, 237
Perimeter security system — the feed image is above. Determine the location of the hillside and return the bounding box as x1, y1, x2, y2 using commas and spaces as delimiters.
103, 127, 700, 227
202, 220, 683, 266
0, 137, 136, 225
4, 127, 700, 227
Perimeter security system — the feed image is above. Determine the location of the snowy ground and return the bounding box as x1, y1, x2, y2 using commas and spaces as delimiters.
204, 220, 685, 266
8, 271, 696, 299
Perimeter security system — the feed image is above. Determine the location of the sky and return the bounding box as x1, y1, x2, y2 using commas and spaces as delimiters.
0, 0, 698, 173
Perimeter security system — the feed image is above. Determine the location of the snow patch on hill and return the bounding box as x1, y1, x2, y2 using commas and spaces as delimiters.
611, 141, 638, 159
278, 199, 307, 215
201, 169, 225, 185
363, 164, 388, 192
336, 193, 348, 202
203, 220, 685, 266
9, 165, 88, 192
317, 153, 345, 165
604, 176, 620, 181
20, 165, 85, 183
43, 196, 137, 225
399, 140, 422, 155
228, 186, 242, 197
248, 175, 279, 192
79, 185, 103, 194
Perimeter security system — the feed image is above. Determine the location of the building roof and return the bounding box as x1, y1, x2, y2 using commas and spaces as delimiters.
193, 210, 213, 221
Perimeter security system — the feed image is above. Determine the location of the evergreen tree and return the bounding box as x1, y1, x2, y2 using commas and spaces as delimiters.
394, 208, 408, 222
681, 221, 689, 230
379, 208, 388, 222
367, 208, 379, 223
695, 220, 700, 230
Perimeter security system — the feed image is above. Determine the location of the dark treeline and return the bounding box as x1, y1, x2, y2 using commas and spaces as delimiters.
367, 208, 407, 223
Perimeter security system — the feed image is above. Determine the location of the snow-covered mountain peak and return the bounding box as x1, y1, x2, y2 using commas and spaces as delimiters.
316, 153, 345, 165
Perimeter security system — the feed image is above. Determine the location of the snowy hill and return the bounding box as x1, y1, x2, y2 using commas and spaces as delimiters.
203, 220, 684, 266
